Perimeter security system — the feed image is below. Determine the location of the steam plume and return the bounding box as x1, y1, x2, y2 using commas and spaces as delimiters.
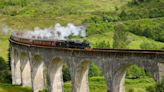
23, 23, 86, 40
0, 24, 13, 35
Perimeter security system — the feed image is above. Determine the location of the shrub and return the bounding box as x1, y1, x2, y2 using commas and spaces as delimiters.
0, 0, 27, 7
126, 65, 146, 79
119, 10, 128, 20
39, 89, 48, 92
121, 0, 164, 20
131, 0, 149, 5
89, 63, 102, 77
102, 15, 120, 22
94, 40, 110, 48
83, 14, 120, 24
113, 23, 130, 49
140, 41, 158, 50
161, 47, 164, 50
127, 22, 164, 42
86, 23, 112, 36
146, 77, 164, 92
128, 88, 135, 92
63, 65, 71, 82
146, 86, 156, 92
156, 78, 164, 92
62, 63, 103, 81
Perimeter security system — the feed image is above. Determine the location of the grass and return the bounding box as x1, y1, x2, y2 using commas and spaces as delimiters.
128, 33, 164, 49
0, 0, 132, 30
0, 35, 9, 61
0, 76, 154, 92
0, 83, 31, 92
64, 76, 155, 92
0, 0, 131, 17
125, 77, 155, 92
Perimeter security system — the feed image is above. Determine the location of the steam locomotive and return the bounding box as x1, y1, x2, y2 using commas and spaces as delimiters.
10, 32, 90, 49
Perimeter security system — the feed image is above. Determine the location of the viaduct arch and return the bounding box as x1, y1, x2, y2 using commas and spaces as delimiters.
9, 38, 164, 92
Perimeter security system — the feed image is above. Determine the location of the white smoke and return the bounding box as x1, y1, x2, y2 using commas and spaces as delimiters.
23, 23, 86, 40
0, 24, 13, 35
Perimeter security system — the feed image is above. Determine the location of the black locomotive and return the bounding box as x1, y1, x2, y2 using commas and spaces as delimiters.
55, 40, 90, 49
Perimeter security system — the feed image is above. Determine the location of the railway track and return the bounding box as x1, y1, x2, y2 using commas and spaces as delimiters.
9, 38, 164, 56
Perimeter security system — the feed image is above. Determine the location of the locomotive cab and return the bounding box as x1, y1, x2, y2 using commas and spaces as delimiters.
82, 40, 90, 48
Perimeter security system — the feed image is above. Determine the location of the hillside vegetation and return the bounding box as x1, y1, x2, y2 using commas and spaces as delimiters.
0, 0, 130, 17
0, 0, 164, 92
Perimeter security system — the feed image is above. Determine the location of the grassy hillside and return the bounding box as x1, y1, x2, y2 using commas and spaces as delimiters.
0, 0, 163, 62
0, 0, 130, 17
70, 31, 164, 49
0, 0, 129, 60
0, 0, 131, 30
120, 0, 164, 20
0, 0, 163, 92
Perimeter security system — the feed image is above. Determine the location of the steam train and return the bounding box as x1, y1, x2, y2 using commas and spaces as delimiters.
10, 32, 90, 49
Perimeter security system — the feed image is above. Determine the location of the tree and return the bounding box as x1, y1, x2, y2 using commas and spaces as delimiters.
0, 56, 11, 83
113, 23, 130, 49
119, 10, 127, 20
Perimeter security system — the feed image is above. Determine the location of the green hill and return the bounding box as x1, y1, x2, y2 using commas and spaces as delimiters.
0, 0, 163, 61
0, 0, 131, 60
0, 0, 130, 17
0, 0, 163, 92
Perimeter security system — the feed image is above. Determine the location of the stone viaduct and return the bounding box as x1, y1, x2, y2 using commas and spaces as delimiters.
9, 38, 164, 92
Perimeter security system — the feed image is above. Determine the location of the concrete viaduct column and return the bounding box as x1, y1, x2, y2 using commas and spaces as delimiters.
112, 66, 127, 92
103, 58, 160, 92
20, 53, 32, 87
69, 58, 89, 92
105, 70, 126, 92
158, 62, 164, 82
13, 49, 22, 85
101, 58, 127, 92
10, 47, 16, 84
46, 57, 64, 92
30, 54, 45, 92
101, 60, 113, 92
